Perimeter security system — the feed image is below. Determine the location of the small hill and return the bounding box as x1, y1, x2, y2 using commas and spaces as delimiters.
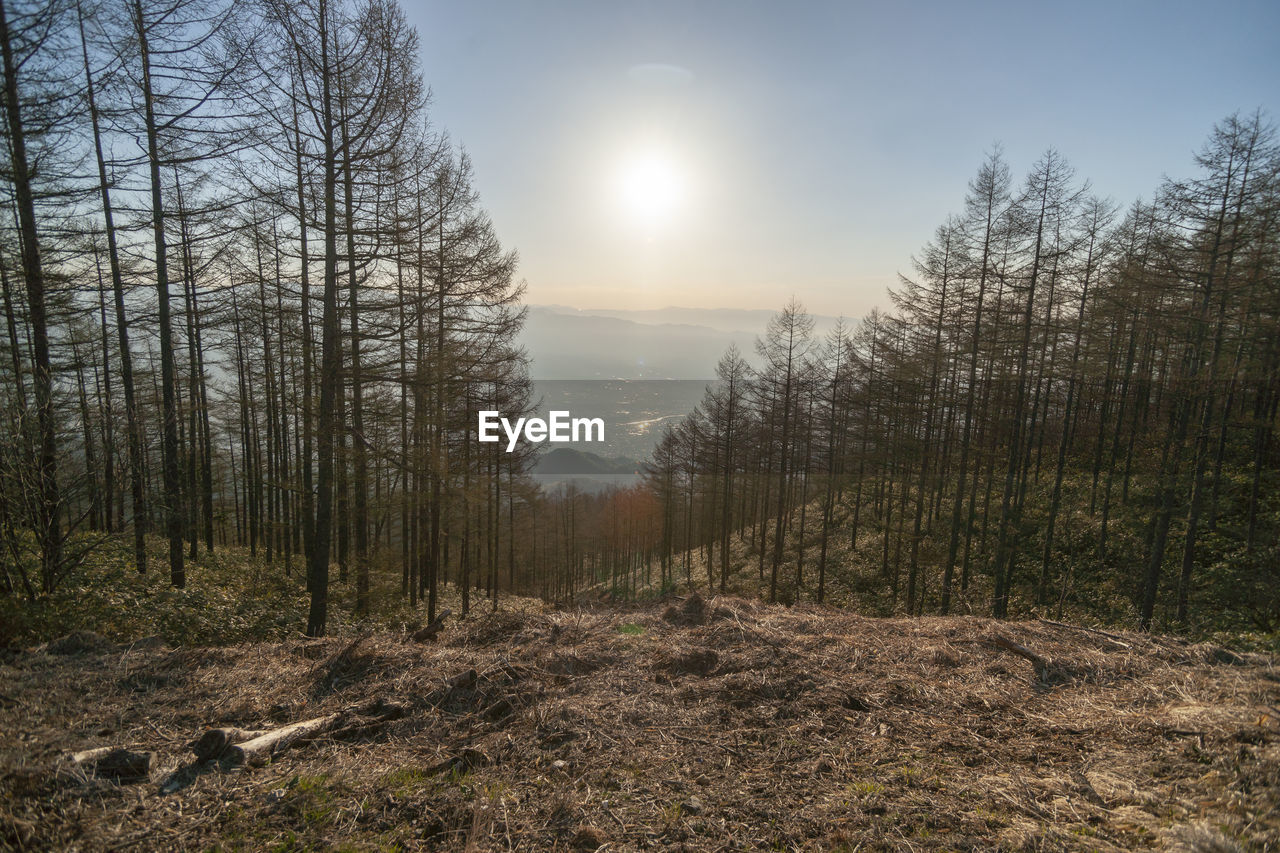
534, 447, 639, 476
2, 598, 1275, 850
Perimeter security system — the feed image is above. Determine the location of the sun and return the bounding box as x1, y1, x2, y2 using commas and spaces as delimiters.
617, 149, 685, 228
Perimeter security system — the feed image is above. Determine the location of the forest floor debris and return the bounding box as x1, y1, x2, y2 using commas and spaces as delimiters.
1, 597, 1276, 851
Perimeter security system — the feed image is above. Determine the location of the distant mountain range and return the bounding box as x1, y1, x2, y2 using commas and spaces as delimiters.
522, 304, 846, 379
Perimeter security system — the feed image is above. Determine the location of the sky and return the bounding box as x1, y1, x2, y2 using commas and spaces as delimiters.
406, 0, 1280, 318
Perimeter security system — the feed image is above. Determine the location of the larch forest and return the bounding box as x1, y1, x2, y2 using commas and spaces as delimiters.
0, 0, 1277, 642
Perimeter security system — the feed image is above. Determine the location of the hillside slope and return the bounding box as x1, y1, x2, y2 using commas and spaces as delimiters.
2, 598, 1276, 851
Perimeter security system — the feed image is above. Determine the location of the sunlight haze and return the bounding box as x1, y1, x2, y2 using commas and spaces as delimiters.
409, 0, 1279, 316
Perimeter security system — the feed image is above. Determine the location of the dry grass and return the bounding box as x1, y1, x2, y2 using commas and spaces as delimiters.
1, 595, 1276, 851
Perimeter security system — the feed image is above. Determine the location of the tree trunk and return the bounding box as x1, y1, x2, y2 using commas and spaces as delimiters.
0, 0, 61, 591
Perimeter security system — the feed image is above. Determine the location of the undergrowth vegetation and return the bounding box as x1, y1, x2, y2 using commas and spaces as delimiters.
622, 486, 1280, 655
3, 503, 1276, 655
0, 537, 429, 647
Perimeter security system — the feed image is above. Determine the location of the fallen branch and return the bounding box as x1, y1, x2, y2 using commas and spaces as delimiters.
991, 634, 1077, 685
449, 668, 478, 690
70, 745, 120, 764
193, 727, 271, 763
68, 746, 152, 782
1037, 619, 1131, 648
222, 713, 341, 766
411, 609, 453, 643
992, 634, 1046, 666
194, 697, 411, 766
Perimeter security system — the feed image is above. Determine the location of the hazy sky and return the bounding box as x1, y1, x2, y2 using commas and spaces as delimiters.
407, 0, 1279, 317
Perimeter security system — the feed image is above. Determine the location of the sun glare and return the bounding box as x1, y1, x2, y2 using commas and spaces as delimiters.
617, 149, 685, 228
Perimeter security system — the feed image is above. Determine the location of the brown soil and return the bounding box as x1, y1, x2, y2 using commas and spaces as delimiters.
1, 597, 1276, 851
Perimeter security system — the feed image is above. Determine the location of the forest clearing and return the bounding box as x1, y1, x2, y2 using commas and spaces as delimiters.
2, 595, 1276, 851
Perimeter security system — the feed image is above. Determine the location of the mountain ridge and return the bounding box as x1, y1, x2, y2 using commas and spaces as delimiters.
520, 304, 849, 379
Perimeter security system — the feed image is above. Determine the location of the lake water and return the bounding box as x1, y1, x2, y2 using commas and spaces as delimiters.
531, 379, 716, 462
